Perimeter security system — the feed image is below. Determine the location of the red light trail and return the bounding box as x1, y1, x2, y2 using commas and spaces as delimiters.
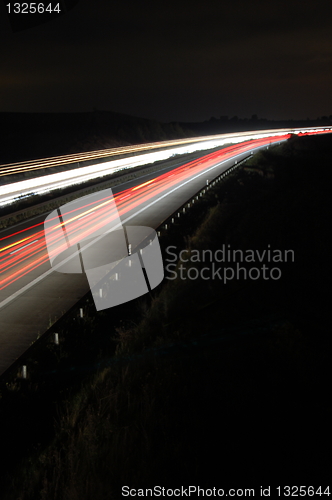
0, 132, 322, 292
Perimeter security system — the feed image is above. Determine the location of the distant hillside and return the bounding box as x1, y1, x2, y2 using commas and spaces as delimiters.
0, 111, 331, 164
0, 111, 195, 164
180, 114, 332, 135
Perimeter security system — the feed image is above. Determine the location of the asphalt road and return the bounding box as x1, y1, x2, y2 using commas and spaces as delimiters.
0, 130, 328, 376
0, 126, 310, 178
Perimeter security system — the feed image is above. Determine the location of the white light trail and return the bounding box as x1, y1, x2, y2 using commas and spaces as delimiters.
0, 127, 331, 208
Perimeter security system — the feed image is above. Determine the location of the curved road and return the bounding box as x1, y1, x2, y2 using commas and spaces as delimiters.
0, 129, 331, 375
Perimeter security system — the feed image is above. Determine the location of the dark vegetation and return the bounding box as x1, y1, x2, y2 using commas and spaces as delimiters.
182, 113, 332, 136
0, 111, 194, 164
0, 133, 331, 498
1, 110, 331, 164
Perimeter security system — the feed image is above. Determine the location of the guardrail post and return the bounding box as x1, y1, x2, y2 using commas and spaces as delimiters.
22, 365, 27, 379
54, 333, 59, 345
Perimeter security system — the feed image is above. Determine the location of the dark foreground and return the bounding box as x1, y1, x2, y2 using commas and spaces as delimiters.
1, 133, 331, 498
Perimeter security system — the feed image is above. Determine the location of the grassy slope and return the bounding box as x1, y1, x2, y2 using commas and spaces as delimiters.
2, 133, 332, 498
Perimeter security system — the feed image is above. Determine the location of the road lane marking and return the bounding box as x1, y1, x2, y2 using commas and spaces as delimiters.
0, 144, 278, 310
0, 236, 31, 253
9, 240, 39, 255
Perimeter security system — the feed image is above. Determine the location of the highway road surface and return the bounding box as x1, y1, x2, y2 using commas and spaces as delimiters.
0, 128, 331, 376
1, 127, 330, 206
0, 126, 322, 179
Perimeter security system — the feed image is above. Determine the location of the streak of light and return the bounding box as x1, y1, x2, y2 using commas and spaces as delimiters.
1, 127, 330, 208
9, 240, 38, 254
0, 130, 330, 294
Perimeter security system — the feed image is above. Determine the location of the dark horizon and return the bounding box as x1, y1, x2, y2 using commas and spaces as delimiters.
1, 0, 331, 123
1, 107, 331, 166
1, 108, 331, 125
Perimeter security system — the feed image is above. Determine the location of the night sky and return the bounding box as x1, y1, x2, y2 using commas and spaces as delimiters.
1, 0, 331, 122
